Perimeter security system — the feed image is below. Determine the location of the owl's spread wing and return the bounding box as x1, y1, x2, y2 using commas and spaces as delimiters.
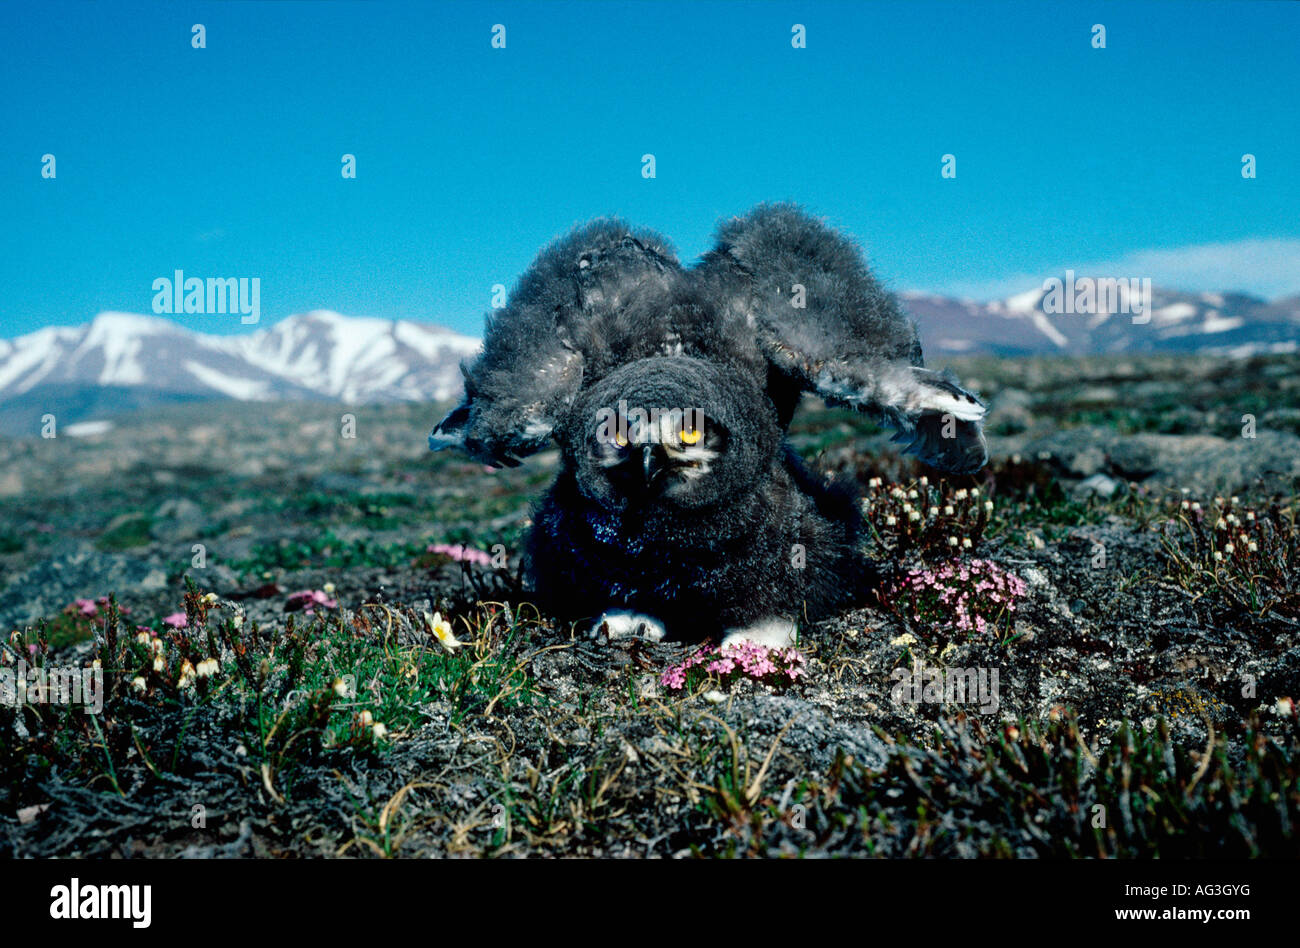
430, 220, 681, 467
694, 203, 987, 474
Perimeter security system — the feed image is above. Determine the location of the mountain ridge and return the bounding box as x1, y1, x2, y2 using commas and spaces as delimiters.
1, 288, 1296, 436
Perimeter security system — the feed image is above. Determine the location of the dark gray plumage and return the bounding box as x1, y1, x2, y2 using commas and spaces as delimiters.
693, 203, 987, 472
430, 204, 986, 644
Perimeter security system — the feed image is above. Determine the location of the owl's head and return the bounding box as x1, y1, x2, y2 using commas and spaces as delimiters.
560, 357, 779, 511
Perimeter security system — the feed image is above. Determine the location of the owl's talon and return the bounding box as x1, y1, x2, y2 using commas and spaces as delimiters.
591, 610, 667, 643
720, 618, 797, 650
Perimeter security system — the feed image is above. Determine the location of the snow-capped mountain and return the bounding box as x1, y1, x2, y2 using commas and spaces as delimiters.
902, 285, 1300, 357
0, 310, 479, 403
0, 311, 480, 435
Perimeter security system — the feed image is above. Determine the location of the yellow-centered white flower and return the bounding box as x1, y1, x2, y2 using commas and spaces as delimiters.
425, 611, 464, 653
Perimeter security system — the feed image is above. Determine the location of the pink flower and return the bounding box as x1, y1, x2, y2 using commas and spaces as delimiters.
427, 543, 494, 567
75, 598, 98, 617
162, 612, 187, 629
661, 641, 807, 691
285, 589, 338, 614
888, 559, 1025, 641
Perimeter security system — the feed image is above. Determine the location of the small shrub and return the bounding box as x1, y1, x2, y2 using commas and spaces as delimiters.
860, 477, 991, 559
1162, 493, 1298, 619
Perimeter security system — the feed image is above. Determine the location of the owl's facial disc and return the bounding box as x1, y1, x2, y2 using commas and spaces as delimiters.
590, 406, 725, 501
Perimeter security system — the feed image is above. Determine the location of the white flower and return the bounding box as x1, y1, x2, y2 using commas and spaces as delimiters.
943, 505, 954, 516
332, 678, 349, 698
885, 515, 897, 527
178, 660, 196, 688
1246, 511, 1256, 522
135, 631, 151, 645
954, 489, 968, 500
201, 592, 219, 604
947, 536, 959, 547
909, 510, 921, 522
928, 506, 940, 517
152, 655, 165, 673
984, 500, 994, 512
131, 676, 147, 693
232, 613, 244, 628
1278, 697, 1295, 717
196, 658, 219, 678
323, 582, 336, 595
1216, 518, 1228, 530
907, 489, 919, 500
372, 723, 388, 739
918, 477, 928, 487
358, 710, 374, 727
425, 611, 463, 653
962, 538, 972, 549
1223, 543, 1235, 555
1248, 541, 1258, 552
1213, 551, 1223, 562
151, 639, 165, 654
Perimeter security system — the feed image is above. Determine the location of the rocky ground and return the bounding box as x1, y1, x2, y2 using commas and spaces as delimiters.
1, 351, 1297, 857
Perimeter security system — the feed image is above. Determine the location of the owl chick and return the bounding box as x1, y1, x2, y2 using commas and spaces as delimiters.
433, 204, 986, 473
525, 356, 871, 646
430, 204, 987, 645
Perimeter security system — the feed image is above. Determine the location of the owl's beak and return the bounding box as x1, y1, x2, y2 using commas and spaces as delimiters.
641, 444, 665, 486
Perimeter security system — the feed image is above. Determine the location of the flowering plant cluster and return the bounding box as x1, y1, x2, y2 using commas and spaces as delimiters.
33, 596, 135, 649
71, 597, 124, 619
285, 587, 338, 614
886, 558, 1027, 643
426, 542, 494, 567
661, 640, 807, 692
861, 477, 992, 559
1162, 493, 1298, 619
127, 590, 227, 695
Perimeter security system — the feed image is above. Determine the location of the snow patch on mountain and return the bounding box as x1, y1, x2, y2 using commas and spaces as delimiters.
0, 311, 481, 410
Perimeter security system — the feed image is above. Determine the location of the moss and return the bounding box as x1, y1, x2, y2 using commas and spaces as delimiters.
94, 514, 153, 551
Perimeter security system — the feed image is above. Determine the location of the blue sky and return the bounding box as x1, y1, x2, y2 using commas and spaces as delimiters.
1, 0, 1297, 339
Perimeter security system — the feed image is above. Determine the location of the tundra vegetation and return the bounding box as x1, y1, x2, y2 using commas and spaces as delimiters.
1, 352, 1297, 857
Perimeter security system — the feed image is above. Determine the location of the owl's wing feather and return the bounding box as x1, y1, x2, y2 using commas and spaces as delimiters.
696, 203, 987, 474
431, 220, 680, 467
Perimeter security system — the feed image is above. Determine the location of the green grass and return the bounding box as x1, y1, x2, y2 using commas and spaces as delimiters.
95, 514, 153, 551
231, 530, 431, 575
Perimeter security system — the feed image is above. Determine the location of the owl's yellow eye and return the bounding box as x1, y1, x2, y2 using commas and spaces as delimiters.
680, 427, 702, 445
